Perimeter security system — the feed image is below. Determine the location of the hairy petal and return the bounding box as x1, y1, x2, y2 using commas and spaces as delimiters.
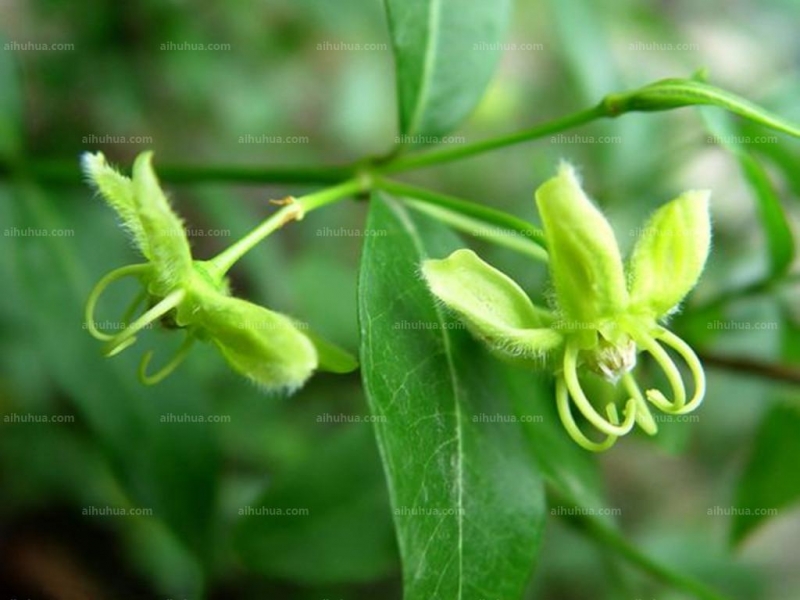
132, 151, 193, 293
82, 152, 150, 256
422, 248, 562, 359
193, 292, 318, 392
629, 190, 711, 317
535, 163, 628, 338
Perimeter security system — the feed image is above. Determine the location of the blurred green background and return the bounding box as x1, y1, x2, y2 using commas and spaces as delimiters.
1, 0, 799, 598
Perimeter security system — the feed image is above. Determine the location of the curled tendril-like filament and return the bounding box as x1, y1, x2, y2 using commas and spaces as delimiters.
653, 328, 706, 414
556, 377, 619, 452
120, 289, 147, 327
633, 330, 687, 413
621, 372, 657, 436
85, 263, 150, 341
563, 341, 637, 436
139, 333, 195, 385
103, 289, 186, 357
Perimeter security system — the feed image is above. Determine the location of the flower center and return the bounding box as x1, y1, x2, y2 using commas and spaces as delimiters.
584, 334, 637, 383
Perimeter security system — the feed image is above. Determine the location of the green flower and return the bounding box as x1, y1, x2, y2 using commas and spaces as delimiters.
422, 163, 711, 451
83, 151, 356, 390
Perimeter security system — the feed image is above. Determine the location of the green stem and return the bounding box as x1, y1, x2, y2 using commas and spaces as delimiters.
2, 159, 356, 185
404, 200, 549, 262
374, 178, 547, 261
699, 353, 800, 385
210, 178, 365, 274
552, 494, 730, 600
584, 517, 729, 600
9, 99, 607, 185
378, 104, 608, 174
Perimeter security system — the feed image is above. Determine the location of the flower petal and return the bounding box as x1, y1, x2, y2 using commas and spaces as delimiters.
132, 151, 193, 293
82, 152, 150, 256
194, 293, 317, 392
628, 190, 711, 317
535, 163, 628, 332
422, 248, 562, 359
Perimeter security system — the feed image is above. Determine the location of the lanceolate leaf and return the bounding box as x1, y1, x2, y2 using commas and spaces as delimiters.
701, 108, 795, 278
732, 401, 800, 544
384, 0, 511, 141
607, 78, 800, 140
547, 0, 617, 102
234, 425, 397, 584
732, 316, 800, 544
739, 119, 800, 198
359, 193, 546, 600
739, 154, 795, 277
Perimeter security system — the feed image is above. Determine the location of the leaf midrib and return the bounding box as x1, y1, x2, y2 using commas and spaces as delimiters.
405, 0, 442, 137
386, 197, 465, 599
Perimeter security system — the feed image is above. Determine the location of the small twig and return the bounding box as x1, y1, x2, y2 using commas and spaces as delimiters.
548, 487, 730, 600
699, 353, 800, 385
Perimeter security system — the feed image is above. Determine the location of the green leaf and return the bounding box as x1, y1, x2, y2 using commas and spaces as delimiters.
606, 78, 800, 140
740, 119, 800, 198
547, 0, 617, 102
732, 401, 800, 544
701, 109, 795, 278
359, 193, 546, 600
385, 0, 511, 140
234, 425, 397, 583
738, 155, 795, 277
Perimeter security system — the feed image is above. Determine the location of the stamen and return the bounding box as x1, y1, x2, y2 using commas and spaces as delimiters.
85, 264, 150, 341
634, 330, 686, 413
563, 341, 637, 436
104, 289, 186, 357
621, 372, 657, 435
655, 329, 706, 413
139, 334, 195, 385
556, 378, 618, 452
